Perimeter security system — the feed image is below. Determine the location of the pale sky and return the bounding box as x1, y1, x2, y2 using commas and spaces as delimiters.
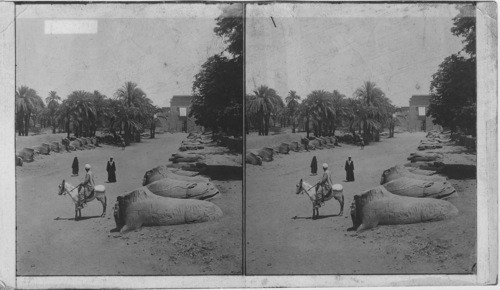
16, 4, 229, 108
246, 3, 468, 107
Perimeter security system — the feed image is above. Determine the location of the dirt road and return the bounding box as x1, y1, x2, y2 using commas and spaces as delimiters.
246, 132, 476, 275
16, 132, 242, 275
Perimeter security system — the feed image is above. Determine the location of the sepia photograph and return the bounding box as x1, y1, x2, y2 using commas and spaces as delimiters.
14, 3, 243, 276
245, 3, 479, 275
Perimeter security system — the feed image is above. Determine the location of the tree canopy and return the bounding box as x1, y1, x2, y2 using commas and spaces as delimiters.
245, 81, 396, 142
15, 86, 44, 136
285, 91, 301, 133
190, 4, 243, 136
246, 85, 283, 135
15, 81, 158, 146
427, 4, 476, 136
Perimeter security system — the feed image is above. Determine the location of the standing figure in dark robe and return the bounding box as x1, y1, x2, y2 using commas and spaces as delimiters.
310, 156, 318, 176
72, 157, 79, 176
345, 156, 355, 182
106, 157, 116, 183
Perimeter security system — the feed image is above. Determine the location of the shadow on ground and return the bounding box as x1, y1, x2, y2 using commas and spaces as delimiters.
54, 215, 102, 221
440, 164, 476, 180
204, 165, 243, 180
292, 213, 342, 220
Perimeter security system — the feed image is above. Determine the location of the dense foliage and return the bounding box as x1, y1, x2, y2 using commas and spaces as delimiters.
246, 81, 396, 142
285, 91, 301, 133
190, 4, 243, 136
428, 4, 476, 136
246, 85, 284, 136
15, 82, 159, 145
15, 86, 44, 136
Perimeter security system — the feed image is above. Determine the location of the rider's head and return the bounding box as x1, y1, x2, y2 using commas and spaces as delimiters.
85, 164, 91, 171
322, 163, 328, 170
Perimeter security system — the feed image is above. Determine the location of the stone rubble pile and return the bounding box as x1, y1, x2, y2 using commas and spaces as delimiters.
16, 136, 99, 166
246, 136, 338, 166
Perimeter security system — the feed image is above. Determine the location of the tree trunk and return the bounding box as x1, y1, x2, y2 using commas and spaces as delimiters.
258, 111, 263, 136
66, 116, 70, 138
24, 113, 30, 136
245, 116, 250, 135
17, 114, 23, 136
124, 123, 129, 145
264, 114, 270, 136
305, 117, 310, 138
363, 121, 370, 142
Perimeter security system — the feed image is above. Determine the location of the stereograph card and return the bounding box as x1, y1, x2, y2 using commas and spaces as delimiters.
0, 0, 496, 289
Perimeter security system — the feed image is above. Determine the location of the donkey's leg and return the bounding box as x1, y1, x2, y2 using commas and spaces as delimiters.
338, 195, 344, 216
75, 208, 78, 221
98, 196, 107, 217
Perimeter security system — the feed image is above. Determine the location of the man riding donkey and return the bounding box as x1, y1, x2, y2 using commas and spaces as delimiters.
315, 163, 333, 206
77, 164, 95, 209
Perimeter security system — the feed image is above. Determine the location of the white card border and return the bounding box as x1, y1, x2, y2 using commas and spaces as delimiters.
0, 1, 497, 288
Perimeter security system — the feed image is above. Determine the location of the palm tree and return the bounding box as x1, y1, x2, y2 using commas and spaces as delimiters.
15, 86, 44, 136
245, 94, 258, 134
45, 91, 61, 133
114, 82, 148, 144
115, 81, 146, 108
56, 100, 71, 138
372, 94, 395, 140
246, 85, 283, 135
298, 99, 312, 138
90, 90, 108, 137
147, 106, 167, 139
285, 90, 301, 133
305, 90, 335, 137
328, 90, 349, 136
66, 91, 96, 137
387, 107, 407, 138
353, 81, 387, 142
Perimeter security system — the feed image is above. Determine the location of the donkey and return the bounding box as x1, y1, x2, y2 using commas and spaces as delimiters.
58, 179, 106, 221
295, 178, 344, 220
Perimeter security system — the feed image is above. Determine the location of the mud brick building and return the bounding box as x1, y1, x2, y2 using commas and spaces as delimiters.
408, 95, 441, 132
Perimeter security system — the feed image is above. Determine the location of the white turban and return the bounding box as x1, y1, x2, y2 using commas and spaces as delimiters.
322, 163, 328, 169
85, 164, 91, 169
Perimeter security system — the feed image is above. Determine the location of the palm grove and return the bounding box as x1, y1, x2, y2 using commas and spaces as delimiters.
246, 82, 397, 143
15, 82, 161, 145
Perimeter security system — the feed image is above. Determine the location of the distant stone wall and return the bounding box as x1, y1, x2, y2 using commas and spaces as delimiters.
408, 95, 441, 132
162, 95, 203, 133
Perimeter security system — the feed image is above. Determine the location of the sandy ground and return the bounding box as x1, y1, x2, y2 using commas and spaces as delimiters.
246, 132, 476, 275
16, 132, 242, 275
